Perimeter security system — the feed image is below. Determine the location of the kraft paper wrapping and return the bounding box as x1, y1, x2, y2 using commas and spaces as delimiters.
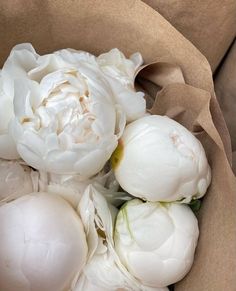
0, 1, 235, 290
215, 39, 236, 175
233, 152, 236, 175
143, 0, 236, 72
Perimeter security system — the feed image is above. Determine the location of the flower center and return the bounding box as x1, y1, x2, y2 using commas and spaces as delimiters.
30, 69, 99, 145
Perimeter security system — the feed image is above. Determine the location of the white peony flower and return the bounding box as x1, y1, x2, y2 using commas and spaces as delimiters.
9, 44, 126, 177
112, 115, 211, 202
0, 159, 37, 203
97, 48, 146, 122
77, 185, 168, 291
114, 199, 199, 288
0, 192, 88, 291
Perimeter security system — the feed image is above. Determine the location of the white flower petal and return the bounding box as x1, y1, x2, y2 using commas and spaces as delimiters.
97, 49, 146, 122
0, 160, 34, 203
0, 134, 19, 159
115, 104, 126, 139
74, 142, 117, 178
13, 79, 35, 119
0, 89, 14, 132
11, 43, 37, 54
74, 272, 110, 291
130, 52, 144, 71
115, 89, 146, 122
0, 74, 17, 159
3, 43, 38, 80
83, 239, 129, 290
29, 54, 67, 82
97, 49, 143, 85
54, 48, 97, 66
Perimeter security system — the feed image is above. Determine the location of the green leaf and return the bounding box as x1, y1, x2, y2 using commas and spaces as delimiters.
189, 199, 201, 212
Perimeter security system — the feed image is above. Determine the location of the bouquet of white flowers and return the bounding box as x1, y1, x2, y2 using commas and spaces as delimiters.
0, 43, 211, 291
0, 1, 235, 291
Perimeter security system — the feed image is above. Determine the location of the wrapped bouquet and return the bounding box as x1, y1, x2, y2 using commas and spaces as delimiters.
0, 1, 235, 291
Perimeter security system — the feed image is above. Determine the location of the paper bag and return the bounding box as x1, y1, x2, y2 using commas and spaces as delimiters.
143, 0, 236, 72
0, 1, 235, 290
215, 39, 236, 174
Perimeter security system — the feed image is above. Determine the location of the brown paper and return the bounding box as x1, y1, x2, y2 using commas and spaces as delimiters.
143, 0, 236, 72
233, 151, 236, 174
215, 39, 236, 174
0, 0, 236, 290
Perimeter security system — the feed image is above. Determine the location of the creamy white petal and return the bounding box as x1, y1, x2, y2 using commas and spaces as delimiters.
54, 48, 97, 66
0, 133, 19, 159
0, 75, 18, 159
97, 49, 146, 122
3, 43, 38, 80
11, 43, 37, 54
0, 160, 35, 203
97, 49, 143, 86
13, 79, 36, 119
74, 272, 110, 291
130, 52, 143, 71
83, 239, 129, 290
102, 75, 146, 123
0, 89, 13, 132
